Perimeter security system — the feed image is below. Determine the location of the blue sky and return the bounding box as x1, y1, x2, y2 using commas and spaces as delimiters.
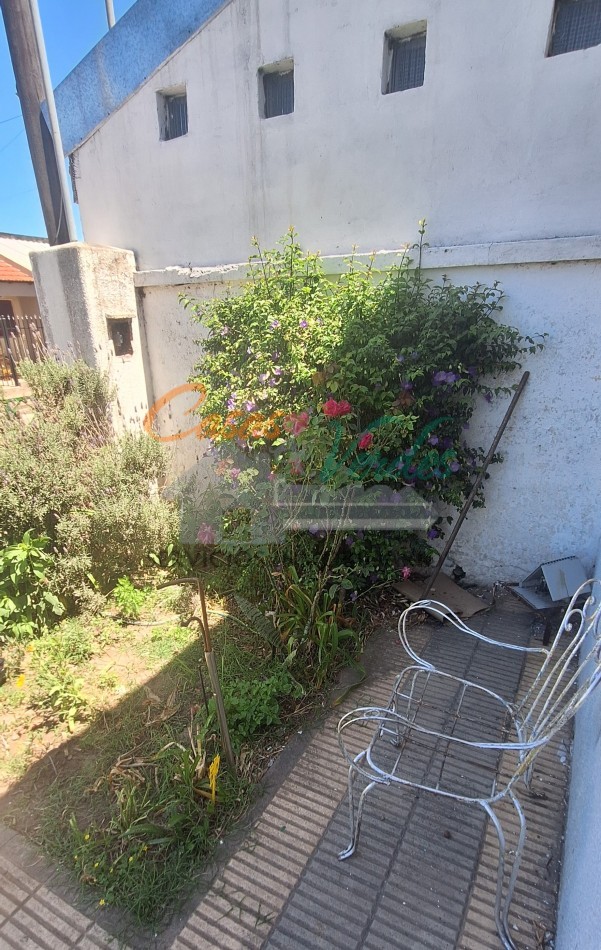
0, 0, 136, 239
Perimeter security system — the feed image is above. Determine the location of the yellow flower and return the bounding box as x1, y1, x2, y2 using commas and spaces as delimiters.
84, 833, 90, 841
209, 753, 220, 805
94, 862, 99, 868
98, 898, 106, 907
15, 674, 25, 689
25, 644, 34, 653
128, 855, 134, 862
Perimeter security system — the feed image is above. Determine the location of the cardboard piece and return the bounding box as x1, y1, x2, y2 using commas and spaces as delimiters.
393, 572, 489, 619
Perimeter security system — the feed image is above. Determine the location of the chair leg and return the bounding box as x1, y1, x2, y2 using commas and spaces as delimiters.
501, 791, 527, 941
338, 751, 377, 860
481, 801, 519, 950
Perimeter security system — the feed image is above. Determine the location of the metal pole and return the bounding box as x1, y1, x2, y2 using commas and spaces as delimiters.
422, 371, 530, 597
105, 0, 116, 29
0, 0, 70, 243
28, 0, 77, 242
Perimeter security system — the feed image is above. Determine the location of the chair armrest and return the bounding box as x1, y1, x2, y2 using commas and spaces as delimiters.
398, 599, 548, 671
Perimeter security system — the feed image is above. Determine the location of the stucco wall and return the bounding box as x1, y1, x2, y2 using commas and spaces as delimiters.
136, 242, 601, 584
30, 243, 150, 432
70, 0, 601, 270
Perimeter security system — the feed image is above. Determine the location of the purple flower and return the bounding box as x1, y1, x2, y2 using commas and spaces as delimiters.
396, 354, 405, 363
299, 319, 308, 329
449, 460, 461, 473
350, 591, 358, 602
402, 381, 413, 391
197, 524, 216, 545
273, 366, 283, 376
462, 422, 470, 430
467, 366, 477, 377
270, 320, 281, 329
427, 528, 439, 540
309, 524, 320, 535
220, 326, 230, 336
344, 535, 355, 548
244, 400, 256, 411
433, 370, 460, 386
484, 392, 493, 404
258, 372, 269, 383
441, 437, 453, 450
428, 436, 439, 446
268, 378, 278, 387
230, 467, 241, 480
227, 393, 237, 410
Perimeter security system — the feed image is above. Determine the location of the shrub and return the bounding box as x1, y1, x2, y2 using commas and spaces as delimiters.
0, 357, 179, 604
182, 229, 544, 679
0, 531, 64, 641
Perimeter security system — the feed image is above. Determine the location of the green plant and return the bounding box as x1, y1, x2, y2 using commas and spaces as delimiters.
112, 577, 146, 622
214, 665, 303, 745
32, 619, 94, 666
0, 357, 179, 601
182, 229, 544, 679
64, 736, 228, 923
277, 566, 360, 685
32, 662, 89, 731
148, 541, 192, 576
0, 531, 64, 641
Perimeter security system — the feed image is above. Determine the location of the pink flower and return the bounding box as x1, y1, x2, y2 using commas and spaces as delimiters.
322, 399, 352, 418
357, 432, 373, 451
284, 411, 310, 436
401, 566, 412, 580
197, 524, 216, 545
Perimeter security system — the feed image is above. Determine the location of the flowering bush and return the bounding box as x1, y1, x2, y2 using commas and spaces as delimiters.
185, 227, 543, 515
181, 226, 544, 669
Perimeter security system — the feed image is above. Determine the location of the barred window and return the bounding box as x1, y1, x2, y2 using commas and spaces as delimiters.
261, 64, 294, 118
384, 29, 426, 94
548, 0, 601, 55
157, 89, 188, 141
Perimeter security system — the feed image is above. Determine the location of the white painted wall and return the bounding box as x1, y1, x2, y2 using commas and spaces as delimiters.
556, 547, 601, 950
136, 240, 601, 584
72, 0, 601, 270
31, 243, 150, 433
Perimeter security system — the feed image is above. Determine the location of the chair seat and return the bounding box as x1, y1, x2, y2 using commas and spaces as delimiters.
344, 666, 521, 803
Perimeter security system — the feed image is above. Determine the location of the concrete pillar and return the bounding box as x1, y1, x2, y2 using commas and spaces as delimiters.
30, 242, 150, 431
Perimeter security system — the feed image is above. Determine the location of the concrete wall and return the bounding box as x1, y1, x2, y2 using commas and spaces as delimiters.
30, 243, 150, 432
556, 546, 601, 950
69, 0, 601, 270
135, 236, 601, 584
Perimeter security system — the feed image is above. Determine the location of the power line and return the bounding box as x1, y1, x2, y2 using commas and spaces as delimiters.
0, 128, 24, 155
0, 114, 21, 125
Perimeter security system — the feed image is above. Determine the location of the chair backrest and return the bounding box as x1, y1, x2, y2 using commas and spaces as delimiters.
398, 580, 601, 749
514, 580, 601, 744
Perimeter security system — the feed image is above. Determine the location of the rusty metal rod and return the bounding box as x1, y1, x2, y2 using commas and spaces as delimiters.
422, 371, 530, 597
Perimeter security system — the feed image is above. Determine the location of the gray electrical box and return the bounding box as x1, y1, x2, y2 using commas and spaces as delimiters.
509, 556, 589, 611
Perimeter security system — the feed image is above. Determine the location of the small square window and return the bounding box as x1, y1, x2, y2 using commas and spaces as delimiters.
108, 318, 133, 357
383, 27, 426, 94
260, 64, 294, 118
548, 0, 601, 55
157, 88, 188, 140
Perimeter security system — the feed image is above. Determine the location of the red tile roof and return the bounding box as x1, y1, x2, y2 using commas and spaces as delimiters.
0, 256, 33, 283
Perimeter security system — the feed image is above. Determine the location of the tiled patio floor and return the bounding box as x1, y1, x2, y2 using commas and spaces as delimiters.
0, 594, 569, 949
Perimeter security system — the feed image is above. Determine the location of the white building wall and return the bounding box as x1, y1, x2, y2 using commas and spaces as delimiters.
136, 241, 601, 584
72, 0, 601, 270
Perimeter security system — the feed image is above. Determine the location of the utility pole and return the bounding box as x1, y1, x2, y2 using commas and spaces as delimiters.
0, 0, 73, 244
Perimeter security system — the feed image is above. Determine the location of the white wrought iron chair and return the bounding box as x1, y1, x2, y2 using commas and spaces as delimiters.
337, 581, 601, 950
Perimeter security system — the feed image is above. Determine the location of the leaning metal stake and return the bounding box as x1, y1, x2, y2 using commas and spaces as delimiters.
159, 577, 236, 772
